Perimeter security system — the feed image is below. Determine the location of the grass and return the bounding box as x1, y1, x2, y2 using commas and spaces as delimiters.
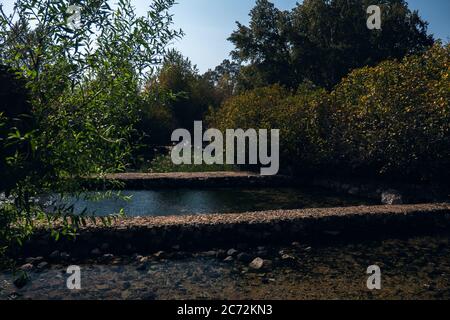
146, 153, 236, 173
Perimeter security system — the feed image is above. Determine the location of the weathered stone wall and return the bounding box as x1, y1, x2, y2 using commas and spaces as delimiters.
85, 172, 295, 189
21, 203, 450, 258
85, 172, 449, 204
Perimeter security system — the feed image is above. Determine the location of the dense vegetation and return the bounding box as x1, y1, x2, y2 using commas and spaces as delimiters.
0, 0, 181, 262
229, 0, 433, 90
209, 44, 450, 182
0, 0, 448, 264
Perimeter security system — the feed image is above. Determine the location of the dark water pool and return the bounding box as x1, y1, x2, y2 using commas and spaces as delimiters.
46, 187, 376, 217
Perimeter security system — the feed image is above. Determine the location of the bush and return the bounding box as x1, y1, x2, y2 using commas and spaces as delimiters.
0, 0, 181, 261
208, 83, 331, 173
330, 43, 450, 181
210, 44, 450, 182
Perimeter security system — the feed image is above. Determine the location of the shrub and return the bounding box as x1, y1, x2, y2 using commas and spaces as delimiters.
330, 43, 450, 181
210, 44, 450, 182
208, 83, 331, 173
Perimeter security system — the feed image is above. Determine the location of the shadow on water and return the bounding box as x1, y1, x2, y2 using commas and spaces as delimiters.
47, 187, 377, 217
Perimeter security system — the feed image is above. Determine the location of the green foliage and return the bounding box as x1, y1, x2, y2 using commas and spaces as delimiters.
148, 152, 234, 173
0, 0, 181, 260
208, 83, 331, 173
229, 0, 434, 90
211, 44, 450, 181
139, 50, 221, 147
329, 43, 450, 180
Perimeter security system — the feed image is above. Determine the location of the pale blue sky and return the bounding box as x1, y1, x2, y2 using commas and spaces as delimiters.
1, 0, 449, 72
162, 0, 450, 72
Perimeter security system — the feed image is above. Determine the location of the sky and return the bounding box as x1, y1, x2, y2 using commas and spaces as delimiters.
161, 0, 450, 72
1, 0, 449, 72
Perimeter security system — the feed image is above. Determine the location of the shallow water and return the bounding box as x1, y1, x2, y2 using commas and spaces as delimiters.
1, 235, 449, 300
46, 187, 376, 216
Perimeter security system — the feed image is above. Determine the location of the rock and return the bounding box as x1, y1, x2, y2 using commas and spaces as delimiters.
291, 242, 301, 247
381, 190, 403, 205
91, 248, 101, 256
37, 262, 49, 270
223, 256, 234, 262
153, 251, 165, 259
33, 257, 44, 265
249, 257, 264, 270
19, 263, 34, 272
49, 250, 60, 260
138, 256, 149, 263
25, 257, 44, 265
236, 252, 252, 263
216, 250, 227, 259
13, 274, 29, 289
281, 254, 297, 266
60, 252, 70, 261
96, 284, 109, 291
121, 290, 131, 300
25, 257, 34, 264
172, 245, 180, 251
227, 249, 238, 257
203, 251, 217, 257
7, 292, 21, 300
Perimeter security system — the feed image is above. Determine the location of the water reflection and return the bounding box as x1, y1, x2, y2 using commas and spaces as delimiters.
47, 187, 375, 217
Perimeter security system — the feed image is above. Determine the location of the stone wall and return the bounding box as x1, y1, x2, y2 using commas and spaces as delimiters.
21, 203, 450, 258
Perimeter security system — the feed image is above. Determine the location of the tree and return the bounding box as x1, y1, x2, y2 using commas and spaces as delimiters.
143, 50, 218, 136
229, 0, 434, 89
0, 0, 181, 261
229, 0, 291, 89
203, 59, 241, 106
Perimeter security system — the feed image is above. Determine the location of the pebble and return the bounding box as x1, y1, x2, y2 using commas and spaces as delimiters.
19, 263, 34, 272
154, 251, 165, 259
13, 275, 29, 289
60, 252, 71, 261
249, 257, 264, 270
49, 251, 60, 259
224, 256, 234, 262
203, 251, 217, 257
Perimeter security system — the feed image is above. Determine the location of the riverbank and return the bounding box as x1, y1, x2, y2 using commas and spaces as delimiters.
18, 203, 450, 258
2, 235, 449, 300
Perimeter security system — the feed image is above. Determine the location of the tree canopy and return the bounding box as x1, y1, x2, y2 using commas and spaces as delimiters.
229, 0, 434, 90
